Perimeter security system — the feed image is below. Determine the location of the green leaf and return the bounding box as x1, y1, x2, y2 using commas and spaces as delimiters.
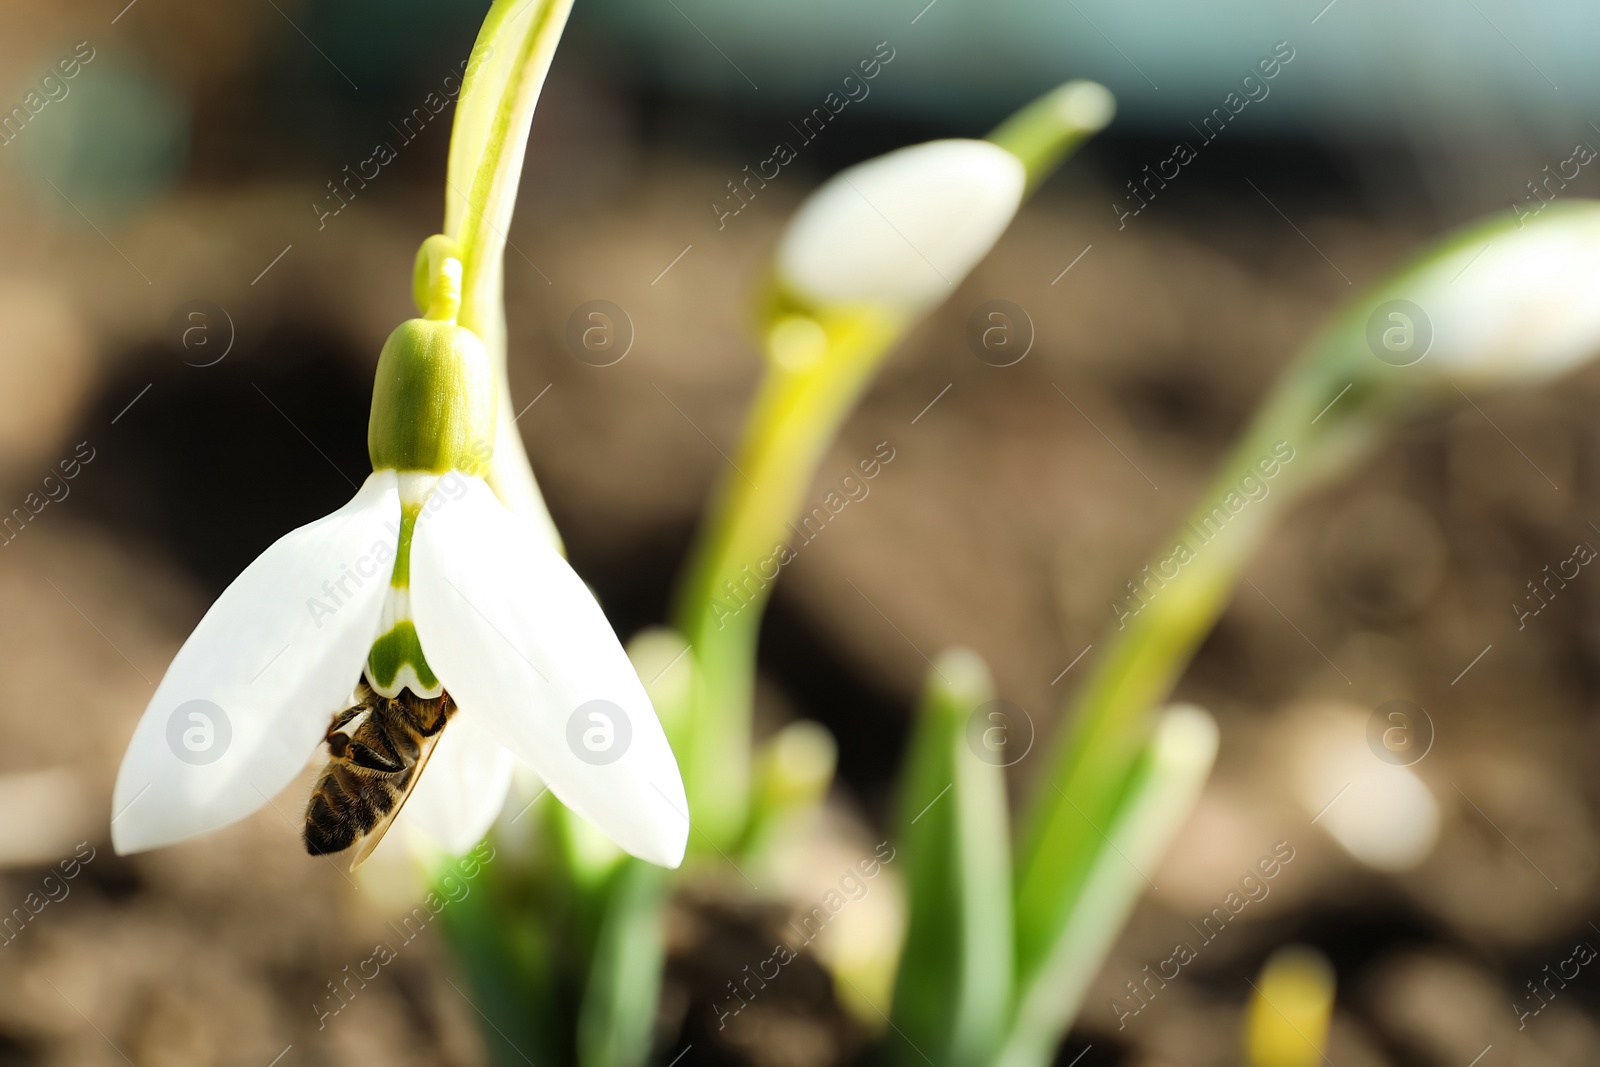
997, 705, 1218, 1067
436, 859, 559, 1067
890, 649, 1013, 1067
577, 861, 668, 1067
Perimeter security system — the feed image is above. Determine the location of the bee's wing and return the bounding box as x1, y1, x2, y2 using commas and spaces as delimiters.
347, 727, 448, 872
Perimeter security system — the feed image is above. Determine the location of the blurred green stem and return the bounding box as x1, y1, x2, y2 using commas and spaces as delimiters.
437, 855, 560, 1067
673, 307, 901, 848
1012, 345, 1373, 980
1008, 201, 1600, 1056
988, 80, 1114, 195
674, 82, 1112, 851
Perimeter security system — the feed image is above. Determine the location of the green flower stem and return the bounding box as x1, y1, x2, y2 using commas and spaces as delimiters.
1009, 205, 1571, 984
674, 81, 1113, 851
425, 5, 581, 1065
998, 706, 1218, 1067
1012, 343, 1373, 983
987, 80, 1114, 196
674, 307, 901, 848
443, 0, 572, 545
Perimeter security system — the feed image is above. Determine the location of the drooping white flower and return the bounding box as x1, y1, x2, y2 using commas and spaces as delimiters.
110, 252, 688, 868
775, 139, 1026, 312
1362, 201, 1600, 388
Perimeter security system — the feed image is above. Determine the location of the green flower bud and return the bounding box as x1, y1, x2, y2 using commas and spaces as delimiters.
369, 248, 496, 475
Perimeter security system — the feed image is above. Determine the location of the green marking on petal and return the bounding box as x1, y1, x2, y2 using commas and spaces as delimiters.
367, 621, 439, 693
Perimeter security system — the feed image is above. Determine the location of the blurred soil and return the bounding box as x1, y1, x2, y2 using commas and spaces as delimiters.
3, 6, 1600, 1065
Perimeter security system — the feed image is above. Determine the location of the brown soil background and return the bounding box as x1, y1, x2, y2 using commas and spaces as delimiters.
2, 3, 1599, 1065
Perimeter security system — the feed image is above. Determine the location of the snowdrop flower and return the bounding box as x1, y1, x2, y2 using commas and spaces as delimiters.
111, 247, 688, 868
775, 138, 1026, 313
1356, 201, 1600, 389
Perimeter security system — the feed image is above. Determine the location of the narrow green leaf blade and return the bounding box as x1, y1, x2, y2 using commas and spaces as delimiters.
998, 705, 1218, 1067
891, 649, 1013, 1067
577, 860, 668, 1067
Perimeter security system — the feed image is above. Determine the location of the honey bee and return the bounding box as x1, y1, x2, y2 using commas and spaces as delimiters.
303, 682, 455, 869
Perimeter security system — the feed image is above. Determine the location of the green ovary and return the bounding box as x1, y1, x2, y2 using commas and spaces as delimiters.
366, 621, 440, 693
368, 241, 496, 477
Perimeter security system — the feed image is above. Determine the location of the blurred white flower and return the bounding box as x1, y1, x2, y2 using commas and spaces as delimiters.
1291, 707, 1439, 872
1376, 202, 1600, 388
776, 139, 1026, 312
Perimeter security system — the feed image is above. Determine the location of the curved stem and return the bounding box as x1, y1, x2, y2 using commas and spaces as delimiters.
444, 0, 573, 546
673, 80, 1115, 851
673, 308, 900, 847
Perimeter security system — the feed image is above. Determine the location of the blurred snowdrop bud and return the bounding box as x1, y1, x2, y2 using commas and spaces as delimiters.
1361, 202, 1600, 389
626, 627, 695, 739
1244, 945, 1336, 1067
1291, 706, 1439, 871
756, 719, 837, 813
776, 139, 1026, 312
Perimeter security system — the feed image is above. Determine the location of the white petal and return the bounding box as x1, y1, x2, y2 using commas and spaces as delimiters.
409, 475, 689, 868
1400, 203, 1600, 386
111, 472, 401, 854
776, 139, 1025, 311
400, 711, 514, 854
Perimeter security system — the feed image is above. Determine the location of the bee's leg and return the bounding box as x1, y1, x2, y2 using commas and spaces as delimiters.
326, 705, 364, 737
322, 705, 365, 758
